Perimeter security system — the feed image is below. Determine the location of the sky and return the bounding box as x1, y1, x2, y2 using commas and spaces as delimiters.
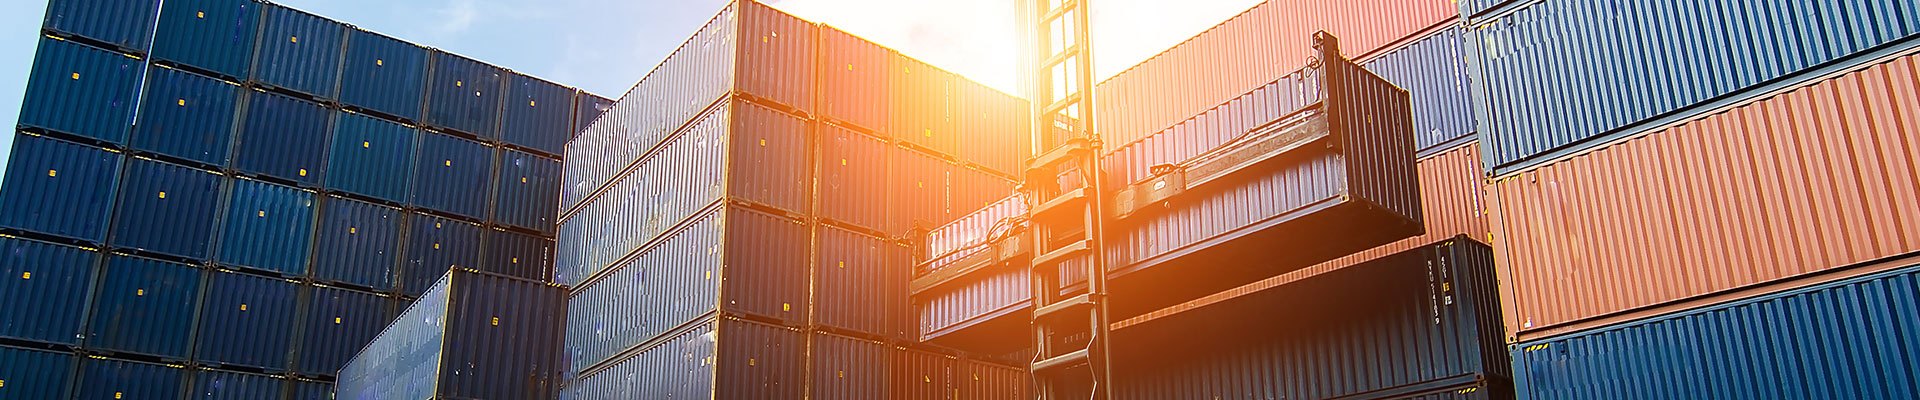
0, 0, 1260, 182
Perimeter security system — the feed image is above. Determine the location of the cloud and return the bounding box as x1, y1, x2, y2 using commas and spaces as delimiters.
435, 0, 480, 35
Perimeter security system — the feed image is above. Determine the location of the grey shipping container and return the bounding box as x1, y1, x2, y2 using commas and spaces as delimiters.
0, 133, 122, 243
41, 0, 158, 54
1360, 24, 1477, 156
0, 345, 75, 399
111, 157, 222, 261
337, 268, 565, 400
0, 235, 97, 345
400, 213, 482, 297
494, 149, 561, 233
132, 65, 241, 167
555, 104, 729, 286
216, 178, 316, 276
195, 270, 299, 371
503, 72, 576, 155
313, 195, 403, 290
19, 36, 142, 145
566, 317, 804, 400
424, 51, 505, 139
86, 254, 202, 359
252, 3, 346, 99
193, 368, 283, 399
76, 356, 185, 400
150, 0, 260, 80
325, 112, 416, 205
412, 131, 493, 220
339, 29, 428, 122
297, 285, 395, 376
809, 332, 889, 400
234, 90, 331, 187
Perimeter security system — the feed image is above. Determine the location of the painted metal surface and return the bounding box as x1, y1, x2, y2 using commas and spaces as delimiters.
890, 347, 954, 400
503, 73, 576, 155
952, 79, 1029, 177
712, 318, 805, 399
400, 213, 483, 297
425, 51, 505, 139
19, 37, 141, 145
482, 229, 553, 282
412, 131, 494, 220
325, 112, 416, 204
817, 122, 890, 233
111, 157, 222, 261
922, 195, 1024, 270
717, 207, 810, 325
0, 134, 122, 243
216, 178, 316, 276
1361, 24, 1477, 155
0, 345, 74, 399
890, 147, 945, 235
736, 0, 814, 113
339, 29, 427, 122
1468, 0, 1920, 173
1490, 53, 1920, 337
960, 359, 1028, 400
819, 26, 891, 135
194, 368, 283, 399
341, 269, 565, 399
41, 0, 158, 53
0, 236, 97, 345
555, 106, 729, 286
86, 255, 201, 359
565, 208, 722, 372
196, 270, 298, 371
150, 0, 259, 80
313, 196, 402, 290
891, 54, 956, 156
494, 149, 561, 233
572, 92, 613, 138
1512, 262, 1920, 399
726, 101, 810, 214
563, 320, 716, 400
252, 3, 346, 99
1456, 0, 1512, 20
815, 225, 908, 338
132, 66, 241, 166
297, 285, 393, 376
338, 269, 449, 400
77, 357, 184, 400
809, 332, 888, 400
292, 379, 333, 400
234, 90, 331, 187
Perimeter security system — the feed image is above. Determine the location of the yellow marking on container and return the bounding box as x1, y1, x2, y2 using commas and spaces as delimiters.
759, 138, 766, 146
158, 191, 167, 199
924, 375, 931, 383
197, 11, 205, 18
116, 392, 123, 399
47, 169, 56, 177
349, 227, 358, 234
71, 72, 80, 80
240, 304, 248, 311
20, 272, 29, 279
511, 257, 519, 264
762, 36, 768, 43
178, 99, 187, 106
924, 128, 932, 138
840, 158, 847, 166
529, 100, 537, 107
520, 177, 528, 183
136, 289, 144, 296
445, 160, 453, 167
456, 80, 463, 87
749, 358, 756, 366
376, 59, 384, 66
433, 243, 441, 250
837, 261, 844, 269
782, 303, 790, 311
298, 168, 308, 176
705, 271, 712, 280
846, 63, 853, 71
290, 35, 298, 43
258, 210, 266, 217
362, 141, 371, 148
837, 370, 844, 378
491, 317, 499, 326
334, 317, 342, 324
435, 222, 443, 228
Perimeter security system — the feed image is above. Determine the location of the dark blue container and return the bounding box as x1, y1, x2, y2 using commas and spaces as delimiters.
503, 73, 574, 155
326, 112, 416, 204
41, 0, 159, 53
77, 357, 184, 400
193, 368, 283, 399
86, 255, 202, 359
400, 213, 483, 297
235, 91, 331, 186
0, 236, 97, 345
111, 158, 222, 260
298, 285, 393, 376
132, 66, 241, 166
19, 37, 142, 145
0, 134, 122, 243
150, 0, 260, 79
340, 29, 427, 122
425, 51, 505, 139
252, 3, 345, 99
292, 379, 333, 400
572, 91, 614, 139
494, 149, 559, 233
337, 269, 565, 400
412, 132, 493, 220
0, 345, 74, 399
482, 229, 551, 282
216, 178, 316, 276
196, 270, 297, 371
313, 196, 401, 290
1363, 25, 1476, 155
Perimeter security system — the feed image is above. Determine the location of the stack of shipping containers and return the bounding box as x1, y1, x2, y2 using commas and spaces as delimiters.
0, 0, 606, 397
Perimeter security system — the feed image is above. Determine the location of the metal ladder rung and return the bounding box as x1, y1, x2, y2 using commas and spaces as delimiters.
1034, 293, 1095, 320
1027, 140, 1088, 172
1042, 45, 1081, 70
1032, 348, 1091, 373
1043, 93, 1082, 120
1032, 240, 1090, 267
1041, 0, 1076, 23
1030, 188, 1088, 218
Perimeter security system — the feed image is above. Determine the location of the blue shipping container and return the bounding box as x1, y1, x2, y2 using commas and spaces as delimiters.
503, 73, 575, 155
425, 51, 505, 139
494, 149, 559, 233
217, 178, 316, 276
412, 132, 493, 219
19, 37, 141, 145
292, 379, 333, 400
150, 0, 259, 79
1362, 24, 1477, 155
0, 134, 122, 243
0, 236, 97, 345
41, 0, 158, 53
193, 368, 284, 399
1513, 261, 1920, 399
313, 196, 401, 290
196, 270, 298, 371
298, 285, 393, 376
325, 112, 416, 204
401, 213, 482, 297
252, 3, 345, 99
133, 66, 241, 166
86, 255, 202, 359
814, 225, 907, 338
339, 269, 564, 400
0, 345, 74, 399
235, 91, 331, 186
339, 29, 427, 122
564, 209, 722, 372
482, 229, 551, 282
564, 320, 715, 400
111, 157, 222, 260
572, 91, 614, 138
78, 357, 184, 399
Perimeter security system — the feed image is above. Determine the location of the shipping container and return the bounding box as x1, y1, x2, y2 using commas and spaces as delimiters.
814, 225, 908, 338
296, 285, 393, 376
0, 134, 122, 243
567, 317, 807, 400
555, 106, 729, 286
494, 149, 561, 233
951, 79, 1029, 177
959, 359, 1027, 400
76, 356, 185, 400
715, 319, 806, 399
725, 101, 810, 214
325, 112, 416, 204
817, 121, 890, 233
86, 255, 201, 359
337, 269, 565, 400
736, 0, 815, 112
1490, 52, 1920, 339
19, 37, 141, 145
412, 131, 494, 220
1467, 0, 1920, 173
819, 26, 890, 135
572, 91, 613, 137
234, 90, 332, 187
339, 29, 427, 122
41, 0, 158, 53
1360, 24, 1477, 155
890, 347, 954, 400
563, 320, 716, 400
400, 213, 483, 297
890, 147, 946, 234
1512, 259, 1920, 399
891, 54, 956, 156
425, 51, 505, 139
0, 236, 97, 345
482, 229, 553, 282
503, 73, 576, 155
132, 66, 241, 166
313, 196, 402, 290
292, 379, 333, 400
196, 270, 298, 371
110, 157, 222, 261
194, 368, 284, 399
150, 0, 259, 80
1454, 0, 1511, 20
809, 332, 889, 400
0, 345, 75, 399
253, 3, 346, 99
216, 178, 316, 276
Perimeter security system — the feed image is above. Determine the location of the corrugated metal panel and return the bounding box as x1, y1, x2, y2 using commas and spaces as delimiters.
916, 263, 1027, 344
726, 100, 809, 214
1512, 261, 1920, 399
1361, 24, 1476, 155
0, 134, 122, 243
132, 66, 240, 166
890, 147, 945, 234
339, 29, 427, 122
563, 321, 716, 400
193, 368, 283, 399
565, 208, 722, 372
19, 37, 141, 145
952, 80, 1029, 177
958, 359, 1026, 400
400, 213, 483, 297
325, 112, 416, 204
482, 229, 553, 281
922, 195, 1023, 270
1468, 0, 1920, 173
890, 347, 954, 400
819, 26, 891, 135
338, 269, 450, 400
151, 0, 259, 80
1491, 53, 1920, 337
412, 132, 494, 220
77, 357, 184, 399
1455, 0, 1511, 21
297, 285, 393, 376
495, 149, 561, 233
809, 332, 888, 400
818, 122, 890, 233
196, 270, 298, 371
713, 318, 804, 400
291, 379, 333, 400
571, 91, 613, 139
313, 196, 401, 290
891, 55, 956, 156
815, 225, 907, 338
555, 106, 729, 287
0, 345, 74, 399
111, 157, 221, 260
718, 207, 809, 325
425, 51, 505, 139
41, 0, 158, 53
216, 178, 316, 276
234, 90, 331, 186
736, 0, 814, 112
436, 270, 566, 399
252, 3, 345, 99
0, 236, 97, 345
86, 254, 201, 359
503, 73, 576, 155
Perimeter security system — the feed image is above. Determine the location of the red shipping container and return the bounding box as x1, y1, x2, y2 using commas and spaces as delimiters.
892, 54, 958, 157
819, 26, 891, 136
819, 123, 892, 234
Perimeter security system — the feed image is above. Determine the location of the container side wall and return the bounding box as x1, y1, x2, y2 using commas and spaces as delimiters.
718, 207, 809, 324
0, 134, 122, 243
233, 91, 330, 186
132, 66, 241, 166
400, 213, 483, 297
713, 318, 804, 400
563, 320, 716, 400
77, 357, 184, 399
151, 0, 258, 79
735, 1, 815, 112
337, 271, 450, 400
195, 270, 299, 371
42, 0, 159, 53
726, 100, 810, 214
424, 51, 506, 139
817, 122, 891, 233
411, 132, 494, 220
252, 3, 345, 99
482, 229, 554, 281
889, 348, 954, 400
503, 73, 576, 155
438, 271, 566, 399
216, 178, 316, 276
1360, 25, 1477, 155
193, 368, 283, 399
815, 225, 908, 338
0, 345, 75, 399
819, 27, 891, 135
324, 113, 416, 204
19, 37, 141, 145
296, 286, 395, 376
112, 157, 222, 261
565, 209, 723, 373
313, 196, 402, 290
495, 149, 562, 233
87, 255, 201, 359
808, 333, 888, 400
339, 29, 427, 122
0, 236, 97, 345
555, 105, 729, 286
